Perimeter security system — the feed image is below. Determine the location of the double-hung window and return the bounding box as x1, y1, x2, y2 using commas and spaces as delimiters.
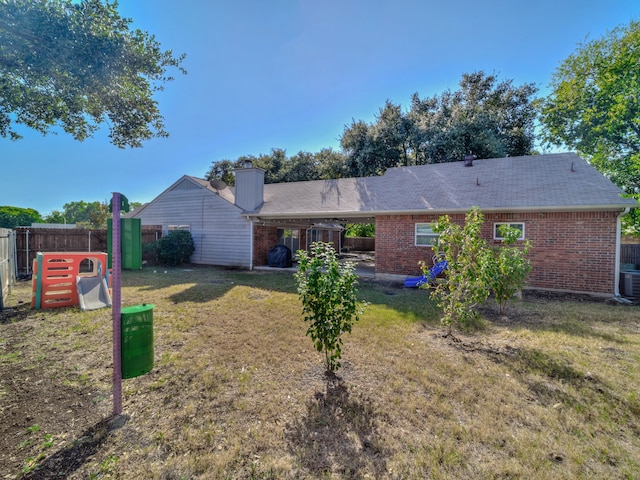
493, 222, 525, 240
415, 223, 439, 246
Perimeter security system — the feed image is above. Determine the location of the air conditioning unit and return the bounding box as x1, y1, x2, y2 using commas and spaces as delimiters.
620, 270, 640, 298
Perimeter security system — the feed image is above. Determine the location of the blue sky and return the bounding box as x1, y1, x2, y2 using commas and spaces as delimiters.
2, 0, 638, 216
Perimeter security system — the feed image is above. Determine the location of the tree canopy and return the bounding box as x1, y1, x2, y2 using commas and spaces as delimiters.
341, 72, 538, 176
208, 72, 538, 183
206, 148, 346, 185
539, 19, 639, 233
0, 0, 186, 148
0, 206, 42, 228
36, 199, 141, 227
44, 200, 116, 228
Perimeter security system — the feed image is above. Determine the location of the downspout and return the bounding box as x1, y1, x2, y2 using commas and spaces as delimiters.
615, 208, 630, 297
249, 220, 254, 271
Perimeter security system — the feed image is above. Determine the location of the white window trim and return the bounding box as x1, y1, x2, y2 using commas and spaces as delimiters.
415, 223, 439, 247
493, 222, 525, 240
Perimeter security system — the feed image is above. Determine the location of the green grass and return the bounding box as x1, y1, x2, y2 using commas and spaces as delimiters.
1, 266, 640, 479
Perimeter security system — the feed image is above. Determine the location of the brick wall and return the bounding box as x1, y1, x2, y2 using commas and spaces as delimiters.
376, 211, 620, 294
252, 225, 279, 266
252, 226, 340, 266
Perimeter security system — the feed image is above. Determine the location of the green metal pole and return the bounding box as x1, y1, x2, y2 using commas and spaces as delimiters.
34, 252, 44, 310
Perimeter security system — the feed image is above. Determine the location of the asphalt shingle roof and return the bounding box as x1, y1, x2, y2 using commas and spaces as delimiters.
252, 153, 635, 220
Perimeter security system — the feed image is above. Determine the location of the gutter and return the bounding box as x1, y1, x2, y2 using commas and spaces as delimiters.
244, 203, 637, 222
614, 207, 631, 297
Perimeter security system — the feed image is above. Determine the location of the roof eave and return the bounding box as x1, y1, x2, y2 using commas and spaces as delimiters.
245, 203, 636, 221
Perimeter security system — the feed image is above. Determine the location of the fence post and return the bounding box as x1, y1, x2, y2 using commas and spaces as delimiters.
26, 229, 30, 276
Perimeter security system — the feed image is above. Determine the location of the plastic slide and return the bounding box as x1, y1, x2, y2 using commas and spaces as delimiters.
404, 259, 448, 288
77, 276, 112, 311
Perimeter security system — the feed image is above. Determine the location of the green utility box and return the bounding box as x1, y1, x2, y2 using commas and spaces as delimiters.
121, 304, 154, 379
108, 218, 142, 269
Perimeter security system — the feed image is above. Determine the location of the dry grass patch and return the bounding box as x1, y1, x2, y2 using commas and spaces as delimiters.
0, 266, 639, 479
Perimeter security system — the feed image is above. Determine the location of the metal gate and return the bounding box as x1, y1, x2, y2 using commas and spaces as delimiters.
0, 228, 17, 310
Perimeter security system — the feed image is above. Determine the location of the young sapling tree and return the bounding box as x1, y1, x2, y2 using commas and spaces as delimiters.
423, 207, 491, 336
294, 242, 365, 373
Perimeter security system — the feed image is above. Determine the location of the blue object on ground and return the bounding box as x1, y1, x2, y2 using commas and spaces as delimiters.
404, 260, 448, 288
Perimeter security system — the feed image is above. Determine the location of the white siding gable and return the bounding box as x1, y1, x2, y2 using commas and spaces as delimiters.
133, 177, 251, 268
170, 178, 202, 191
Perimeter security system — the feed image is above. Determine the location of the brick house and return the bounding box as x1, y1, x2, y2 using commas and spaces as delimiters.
130, 153, 636, 296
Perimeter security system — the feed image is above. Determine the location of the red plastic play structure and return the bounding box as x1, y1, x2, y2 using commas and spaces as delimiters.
31, 252, 110, 309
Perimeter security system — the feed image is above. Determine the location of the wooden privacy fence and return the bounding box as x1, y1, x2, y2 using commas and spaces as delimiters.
621, 244, 640, 266
343, 236, 375, 251
1, 228, 17, 310
14, 226, 162, 276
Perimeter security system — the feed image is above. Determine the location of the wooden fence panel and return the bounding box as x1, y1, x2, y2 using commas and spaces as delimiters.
14, 226, 162, 276
621, 244, 640, 266
343, 236, 375, 251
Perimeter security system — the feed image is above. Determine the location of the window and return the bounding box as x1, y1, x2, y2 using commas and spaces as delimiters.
277, 228, 299, 252
308, 229, 323, 244
168, 224, 190, 232
494, 222, 525, 240
415, 223, 438, 246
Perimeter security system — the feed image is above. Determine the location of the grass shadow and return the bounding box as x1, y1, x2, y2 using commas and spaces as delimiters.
510, 347, 640, 431
454, 338, 640, 431
22, 415, 129, 479
286, 375, 388, 478
480, 295, 634, 345
120, 266, 297, 304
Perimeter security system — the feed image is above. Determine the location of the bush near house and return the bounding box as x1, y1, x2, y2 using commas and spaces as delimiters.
145, 230, 195, 266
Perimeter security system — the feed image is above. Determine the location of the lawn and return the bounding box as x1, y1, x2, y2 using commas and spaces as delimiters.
1, 266, 640, 479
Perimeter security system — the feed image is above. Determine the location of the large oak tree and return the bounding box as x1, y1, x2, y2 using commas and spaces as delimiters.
0, 0, 185, 148
540, 19, 639, 232
340, 72, 538, 177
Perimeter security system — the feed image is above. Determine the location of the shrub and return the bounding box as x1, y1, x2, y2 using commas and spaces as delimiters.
151, 230, 195, 266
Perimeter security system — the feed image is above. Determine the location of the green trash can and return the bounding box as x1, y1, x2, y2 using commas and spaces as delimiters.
121, 304, 154, 379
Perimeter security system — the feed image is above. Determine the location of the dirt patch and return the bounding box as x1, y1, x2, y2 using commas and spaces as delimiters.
521, 289, 611, 303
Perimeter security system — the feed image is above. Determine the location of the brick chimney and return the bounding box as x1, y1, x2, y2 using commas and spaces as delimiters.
233, 160, 265, 211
